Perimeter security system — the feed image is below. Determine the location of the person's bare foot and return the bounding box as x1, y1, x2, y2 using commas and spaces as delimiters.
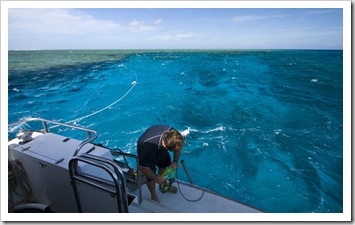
168, 185, 178, 193
151, 195, 160, 202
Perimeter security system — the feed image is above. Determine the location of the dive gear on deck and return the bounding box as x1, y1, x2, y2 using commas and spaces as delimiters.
159, 166, 176, 193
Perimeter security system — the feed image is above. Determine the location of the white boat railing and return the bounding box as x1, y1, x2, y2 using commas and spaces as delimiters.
69, 153, 129, 213
8, 117, 99, 157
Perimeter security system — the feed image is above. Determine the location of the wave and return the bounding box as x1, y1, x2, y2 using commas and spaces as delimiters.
180, 126, 226, 137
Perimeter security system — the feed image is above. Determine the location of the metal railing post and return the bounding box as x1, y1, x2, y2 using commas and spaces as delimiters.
42, 121, 49, 133
181, 160, 194, 185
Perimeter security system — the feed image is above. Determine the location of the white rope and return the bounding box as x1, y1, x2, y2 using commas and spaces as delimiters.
67, 81, 137, 124
8, 64, 138, 133
67, 64, 138, 124
49, 64, 138, 128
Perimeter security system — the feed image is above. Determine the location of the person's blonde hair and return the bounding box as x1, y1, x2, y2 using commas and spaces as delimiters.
163, 130, 184, 151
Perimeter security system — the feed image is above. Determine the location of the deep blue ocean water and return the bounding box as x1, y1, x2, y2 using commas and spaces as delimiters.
8, 50, 343, 213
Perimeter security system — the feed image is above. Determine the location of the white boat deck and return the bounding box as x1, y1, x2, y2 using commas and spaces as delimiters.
128, 181, 263, 213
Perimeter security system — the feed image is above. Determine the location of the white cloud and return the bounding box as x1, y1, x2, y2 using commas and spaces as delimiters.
128, 20, 142, 29
154, 19, 163, 25
9, 9, 163, 36
9, 8, 125, 35
126, 20, 158, 31
231, 14, 284, 23
278, 26, 342, 38
149, 32, 199, 41
302, 9, 337, 15
8, 8, 164, 49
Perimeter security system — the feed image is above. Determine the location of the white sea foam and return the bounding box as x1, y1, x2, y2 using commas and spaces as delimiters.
180, 126, 226, 137
8, 123, 24, 133
125, 129, 142, 135
8, 117, 31, 133
180, 127, 190, 137
202, 126, 226, 133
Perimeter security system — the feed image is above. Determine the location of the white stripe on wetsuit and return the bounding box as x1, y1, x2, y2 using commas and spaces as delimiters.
142, 126, 172, 147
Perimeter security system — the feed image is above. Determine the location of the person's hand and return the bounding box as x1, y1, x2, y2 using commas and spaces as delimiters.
154, 175, 165, 185
170, 161, 178, 169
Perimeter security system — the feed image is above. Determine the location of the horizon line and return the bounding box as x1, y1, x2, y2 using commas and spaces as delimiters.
8, 48, 343, 51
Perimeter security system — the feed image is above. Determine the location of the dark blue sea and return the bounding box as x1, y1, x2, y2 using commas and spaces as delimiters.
8, 50, 343, 213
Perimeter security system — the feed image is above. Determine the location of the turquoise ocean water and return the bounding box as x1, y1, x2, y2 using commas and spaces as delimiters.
8, 50, 343, 213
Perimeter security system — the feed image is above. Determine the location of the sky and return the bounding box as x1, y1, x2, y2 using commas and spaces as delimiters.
5, 2, 345, 50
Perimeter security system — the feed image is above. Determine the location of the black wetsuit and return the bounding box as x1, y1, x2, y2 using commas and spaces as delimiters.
137, 125, 175, 175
